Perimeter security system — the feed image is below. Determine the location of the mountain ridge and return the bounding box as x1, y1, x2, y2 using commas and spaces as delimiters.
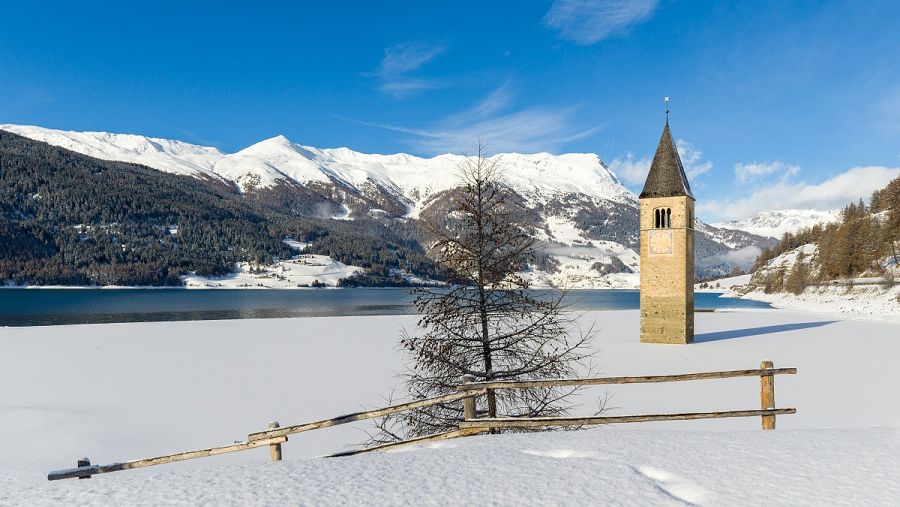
712, 209, 841, 239
0, 124, 633, 213
1, 124, 775, 287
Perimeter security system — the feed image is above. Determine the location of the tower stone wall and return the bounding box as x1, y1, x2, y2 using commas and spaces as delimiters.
639, 196, 694, 343
638, 120, 695, 344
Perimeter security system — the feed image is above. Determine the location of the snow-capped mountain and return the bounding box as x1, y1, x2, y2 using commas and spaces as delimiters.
0, 124, 227, 180
0, 124, 632, 214
1, 124, 767, 287
713, 209, 841, 239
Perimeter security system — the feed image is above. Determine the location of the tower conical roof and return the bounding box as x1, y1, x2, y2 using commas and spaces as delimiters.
639, 122, 694, 199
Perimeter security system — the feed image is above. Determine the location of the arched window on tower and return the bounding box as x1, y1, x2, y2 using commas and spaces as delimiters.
653, 207, 672, 229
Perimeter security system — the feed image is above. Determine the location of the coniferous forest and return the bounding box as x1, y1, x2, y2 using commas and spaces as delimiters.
0, 131, 439, 286
753, 175, 900, 284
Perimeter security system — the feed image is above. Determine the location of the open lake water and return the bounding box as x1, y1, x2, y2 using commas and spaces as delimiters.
0, 288, 770, 327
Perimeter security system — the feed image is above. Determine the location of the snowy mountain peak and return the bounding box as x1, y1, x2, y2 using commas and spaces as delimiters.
0, 124, 226, 179
240, 134, 294, 152
1, 124, 634, 209
0, 123, 776, 287
713, 209, 841, 239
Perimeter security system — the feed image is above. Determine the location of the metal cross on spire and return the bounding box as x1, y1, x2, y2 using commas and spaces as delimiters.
664, 96, 670, 123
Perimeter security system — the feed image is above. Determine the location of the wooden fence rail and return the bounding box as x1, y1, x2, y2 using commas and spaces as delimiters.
47, 437, 288, 481
47, 360, 795, 481
457, 367, 797, 391
460, 409, 797, 430
246, 389, 486, 442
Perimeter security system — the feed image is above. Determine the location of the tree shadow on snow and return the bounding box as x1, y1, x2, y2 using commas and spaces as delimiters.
694, 321, 838, 343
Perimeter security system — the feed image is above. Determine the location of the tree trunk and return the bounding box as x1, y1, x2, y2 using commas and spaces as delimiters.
473, 161, 497, 420
478, 283, 496, 418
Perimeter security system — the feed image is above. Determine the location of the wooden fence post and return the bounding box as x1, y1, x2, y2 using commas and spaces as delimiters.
760, 360, 775, 430
77, 458, 91, 479
268, 421, 283, 461
460, 375, 477, 421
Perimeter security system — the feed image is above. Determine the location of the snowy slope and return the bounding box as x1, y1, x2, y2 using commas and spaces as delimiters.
0, 124, 227, 181
1, 124, 642, 287
0, 125, 631, 211
1, 124, 771, 286
211, 135, 334, 191
733, 243, 900, 318
713, 209, 841, 239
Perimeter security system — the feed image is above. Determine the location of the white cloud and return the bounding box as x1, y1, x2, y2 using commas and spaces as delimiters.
354, 84, 599, 154
608, 153, 651, 185
676, 139, 712, 179
699, 165, 900, 221
703, 245, 763, 269
608, 139, 711, 186
368, 42, 446, 97
734, 161, 799, 183
379, 42, 445, 76
544, 0, 659, 45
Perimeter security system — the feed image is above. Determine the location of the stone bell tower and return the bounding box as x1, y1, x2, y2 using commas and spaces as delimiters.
639, 117, 695, 344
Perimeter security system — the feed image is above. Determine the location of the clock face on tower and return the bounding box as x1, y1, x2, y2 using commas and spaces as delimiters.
648, 229, 674, 255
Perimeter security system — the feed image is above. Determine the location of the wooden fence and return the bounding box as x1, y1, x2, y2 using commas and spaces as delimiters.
47, 360, 795, 481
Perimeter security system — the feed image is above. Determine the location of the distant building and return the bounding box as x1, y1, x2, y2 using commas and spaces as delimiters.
639, 118, 695, 344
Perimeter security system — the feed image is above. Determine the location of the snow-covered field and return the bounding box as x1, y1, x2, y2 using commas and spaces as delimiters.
2, 309, 898, 504
181, 254, 363, 288
736, 284, 900, 321
10, 428, 897, 506
695, 273, 752, 292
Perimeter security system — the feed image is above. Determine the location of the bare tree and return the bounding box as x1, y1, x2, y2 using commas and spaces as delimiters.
369, 143, 592, 443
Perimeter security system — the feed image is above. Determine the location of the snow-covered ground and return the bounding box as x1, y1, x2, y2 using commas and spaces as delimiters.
2, 309, 898, 504
8, 428, 896, 506
181, 254, 363, 288
527, 216, 641, 289
736, 284, 900, 321
695, 273, 751, 292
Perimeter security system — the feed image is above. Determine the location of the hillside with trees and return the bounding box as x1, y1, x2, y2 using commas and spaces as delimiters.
749, 175, 900, 294
0, 131, 438, 286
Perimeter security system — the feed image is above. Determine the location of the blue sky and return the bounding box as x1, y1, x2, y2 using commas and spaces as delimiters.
1, 0, 899, 221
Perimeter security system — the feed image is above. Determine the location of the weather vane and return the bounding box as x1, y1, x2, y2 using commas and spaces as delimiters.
664, 96, 670, 121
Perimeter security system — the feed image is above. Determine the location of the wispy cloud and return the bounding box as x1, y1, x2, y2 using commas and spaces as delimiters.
608, 153, 651, 185
734, 161, 799, 183
349, 84, 598, 154
676, 139, 712, 179
368, 42, 446, 97
700, 165, 900, 220
608, 139, 712, 186
544, 0, 659, 45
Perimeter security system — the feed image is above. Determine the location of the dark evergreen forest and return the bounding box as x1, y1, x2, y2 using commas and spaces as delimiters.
0, 132, 439, 286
